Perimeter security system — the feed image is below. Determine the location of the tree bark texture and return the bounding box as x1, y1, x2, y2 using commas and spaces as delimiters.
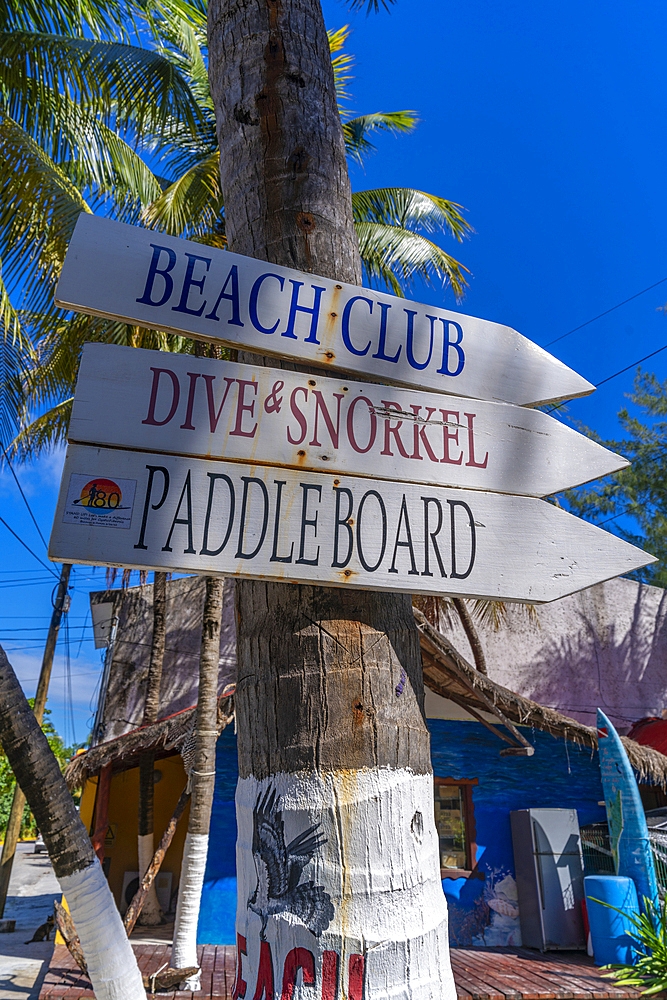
452, 598, 487, 675
137, 570, 167, 924
171, 576, 224, 982
124, 786, 190, 936
0, 562, 72, 918
208, 2, 454, 997
0, 644, 146, 1000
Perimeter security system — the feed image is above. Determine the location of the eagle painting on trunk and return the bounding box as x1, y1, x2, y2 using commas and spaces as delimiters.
248, 787, 334, 939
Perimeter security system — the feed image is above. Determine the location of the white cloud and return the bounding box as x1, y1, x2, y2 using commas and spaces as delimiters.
6, 648, 102, 708
0, 447, 66, 500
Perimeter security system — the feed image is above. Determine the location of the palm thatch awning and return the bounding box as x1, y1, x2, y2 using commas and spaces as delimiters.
65, 692, 234, 790
67, 610, 667, 792
415, 609, 667, 788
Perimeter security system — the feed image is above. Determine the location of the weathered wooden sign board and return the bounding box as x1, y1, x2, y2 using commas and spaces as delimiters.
70, 343, 626, 498
55, 214, 594, 407
48, 443, 654, 603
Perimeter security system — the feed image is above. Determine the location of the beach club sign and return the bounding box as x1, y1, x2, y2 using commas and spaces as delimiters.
48, 215, 655, 600
55, 214, 593, 407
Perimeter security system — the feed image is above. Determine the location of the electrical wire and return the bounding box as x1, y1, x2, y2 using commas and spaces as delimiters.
0, 515, 59, 578
547, 341, 667, 416
0, 441, 49, 550
545, 276, 667, 347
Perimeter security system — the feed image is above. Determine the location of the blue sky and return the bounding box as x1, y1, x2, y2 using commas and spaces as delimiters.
3, 0, 667, 743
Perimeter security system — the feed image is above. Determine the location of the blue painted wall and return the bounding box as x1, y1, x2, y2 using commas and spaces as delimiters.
197, 724, 239, 946
430, 719, 606, 946
198, 718, 607, 946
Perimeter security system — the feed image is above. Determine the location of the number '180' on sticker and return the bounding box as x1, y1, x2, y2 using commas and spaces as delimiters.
62, 473, 137, 529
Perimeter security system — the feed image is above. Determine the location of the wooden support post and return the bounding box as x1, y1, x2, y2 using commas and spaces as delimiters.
124, 785, 190, 936
91, 764, 112, 862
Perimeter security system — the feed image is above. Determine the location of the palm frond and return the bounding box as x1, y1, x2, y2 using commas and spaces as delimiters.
142, 149, 223, 237
355, 221, 470, 298
0, 32, 204, 147
328, 26, 354, 109
352, 187, 472, 242
343, 111, 418, 160
0, 0, 131, 40
0, 263, 35, 445
152, 0, 207, 33
468, 600, 540, 631
154, 8, 211, 111
343, 0, 396, 12
0, 115, 90, 315
9, 397, 73, 462
62, 119, 164, 215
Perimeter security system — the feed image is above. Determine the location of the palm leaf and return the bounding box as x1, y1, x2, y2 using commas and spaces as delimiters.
142, 149, 223, 236
0, 0, 131, 39
0, 115, 90, 315
328, 26, 354, 109
352, 187, 472, 241
0, 32, 204, 149
355, 221, 470, 298
343, 0, 395, 12
0, 263, 35, 444
9, 397, 73, 461
61, 118, 164, 217
154, 9, 212, 112
343, 112, 418, 161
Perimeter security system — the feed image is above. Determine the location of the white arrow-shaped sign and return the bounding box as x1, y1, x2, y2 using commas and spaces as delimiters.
70, 343, 626, 498
55, 214, 593, 407
48, 444, 654, 603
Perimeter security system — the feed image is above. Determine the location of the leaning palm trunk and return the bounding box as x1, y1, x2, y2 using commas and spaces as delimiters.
137, 571, 167, 925
171, 575, 224, 986
0, 644, 146, 1000
452, 597, 487, 674
207, 2, 455, 997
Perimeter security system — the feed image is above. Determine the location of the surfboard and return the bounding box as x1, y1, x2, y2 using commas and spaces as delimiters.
597, 709, 659, 910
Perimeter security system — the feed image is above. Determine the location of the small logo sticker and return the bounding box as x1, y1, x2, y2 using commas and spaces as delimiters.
63, 474, 137, 529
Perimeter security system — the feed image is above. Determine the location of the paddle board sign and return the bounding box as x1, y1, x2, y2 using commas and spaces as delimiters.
70, 343, 626, 498
597, 709, 659, 911
48, 444, 654, 603
55, 214, 593, 407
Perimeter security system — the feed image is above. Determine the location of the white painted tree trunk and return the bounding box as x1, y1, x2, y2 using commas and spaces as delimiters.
60, 862, 147, 1000
235, 770, 454, 1000
0, 643, 146, 999
171, 575, 224, 987
171, 830, 209, 978
137, 832, 163, 924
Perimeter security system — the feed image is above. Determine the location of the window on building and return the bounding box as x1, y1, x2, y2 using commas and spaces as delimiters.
433, 777, 478, 879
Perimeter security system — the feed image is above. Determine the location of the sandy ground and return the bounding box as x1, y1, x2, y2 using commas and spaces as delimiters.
0, 842, 60, 999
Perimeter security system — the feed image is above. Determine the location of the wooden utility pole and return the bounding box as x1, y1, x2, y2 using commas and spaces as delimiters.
0, 562, 72, 917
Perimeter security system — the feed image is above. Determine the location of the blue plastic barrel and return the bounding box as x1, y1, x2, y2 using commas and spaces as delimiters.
584, 875, 639, 966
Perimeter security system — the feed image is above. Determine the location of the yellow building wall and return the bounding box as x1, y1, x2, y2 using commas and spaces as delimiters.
79, 753, 190, 910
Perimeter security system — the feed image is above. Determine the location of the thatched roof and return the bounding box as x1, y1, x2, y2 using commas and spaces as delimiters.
415, 609, 667, 788
67, 605, 667, 792
66, 692, 234, 790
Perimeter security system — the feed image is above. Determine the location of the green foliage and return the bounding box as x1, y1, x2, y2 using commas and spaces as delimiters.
564, 369, 667, 586
597, 895, 667, 994
0, 702, 81, 839
1, 2, 472, 458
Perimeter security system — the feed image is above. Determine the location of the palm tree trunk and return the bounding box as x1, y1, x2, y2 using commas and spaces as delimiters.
0, 644, 146, 1000
207, 2, 455, 996
137, 570, 167, 925
171, 575, 223, 986
452, 597, 488, 674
